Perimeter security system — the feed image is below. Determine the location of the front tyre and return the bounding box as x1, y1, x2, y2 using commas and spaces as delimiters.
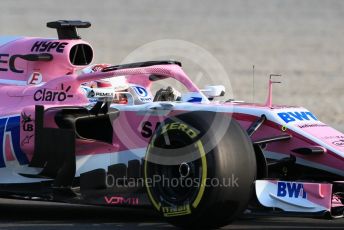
144, 111, 256, 229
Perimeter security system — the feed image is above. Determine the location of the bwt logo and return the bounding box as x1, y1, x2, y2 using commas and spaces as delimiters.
277, 111, 318, 123
277, 182, 307, 199
104, 196, 139, 205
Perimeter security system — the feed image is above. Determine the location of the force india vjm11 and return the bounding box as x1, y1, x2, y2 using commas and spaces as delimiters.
0, 21, 343, 229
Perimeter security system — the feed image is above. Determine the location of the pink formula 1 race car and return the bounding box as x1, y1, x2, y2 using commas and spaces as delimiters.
0, 21, 343, 229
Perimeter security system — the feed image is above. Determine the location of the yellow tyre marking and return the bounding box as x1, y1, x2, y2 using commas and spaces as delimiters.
192, 140, 207, 208
162, 204, 191, 217
144, 143, 161, 211
145, 134, 208, 213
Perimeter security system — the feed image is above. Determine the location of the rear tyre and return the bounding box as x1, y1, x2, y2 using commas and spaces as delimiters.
144, 111, 256, 229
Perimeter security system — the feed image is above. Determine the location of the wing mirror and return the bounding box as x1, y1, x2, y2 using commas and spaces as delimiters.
201, 85, 225, 100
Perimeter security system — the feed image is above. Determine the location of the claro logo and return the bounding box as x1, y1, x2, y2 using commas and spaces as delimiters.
34, 84, 73, 102
104, 196, 139, 205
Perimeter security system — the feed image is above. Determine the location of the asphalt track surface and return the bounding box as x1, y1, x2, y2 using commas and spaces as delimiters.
1, 0, 344, 131
0, 198, 343, 230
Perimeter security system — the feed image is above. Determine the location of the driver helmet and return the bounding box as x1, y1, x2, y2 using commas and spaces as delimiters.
81, 64, 130, 104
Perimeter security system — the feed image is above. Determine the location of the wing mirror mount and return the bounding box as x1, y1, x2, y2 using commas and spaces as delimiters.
201, 85, 226, 100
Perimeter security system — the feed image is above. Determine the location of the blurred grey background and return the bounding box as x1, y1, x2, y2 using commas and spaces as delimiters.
1, 0, 343, 131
